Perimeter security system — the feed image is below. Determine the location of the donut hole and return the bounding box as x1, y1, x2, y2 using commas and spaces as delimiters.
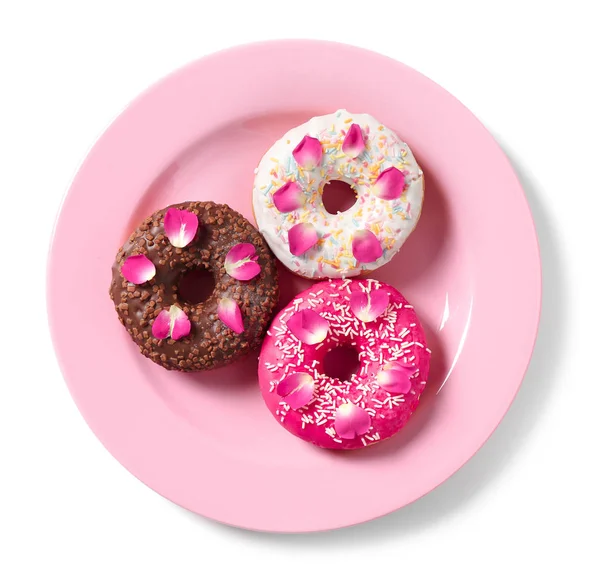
177, 268, 215, 305
322, 180, 358, 214
323, 345, 360, 382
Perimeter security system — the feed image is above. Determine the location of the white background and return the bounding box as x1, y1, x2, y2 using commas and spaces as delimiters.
1, 0, 599, 580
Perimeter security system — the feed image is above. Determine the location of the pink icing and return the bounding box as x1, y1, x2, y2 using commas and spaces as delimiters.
258, 279, 430, 450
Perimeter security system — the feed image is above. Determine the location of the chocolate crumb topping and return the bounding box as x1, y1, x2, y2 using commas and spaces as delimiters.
109, 201, 279, 371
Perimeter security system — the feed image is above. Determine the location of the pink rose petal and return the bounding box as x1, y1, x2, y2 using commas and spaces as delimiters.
217, 297, 244, 334
288, 223, 319, 256
170, 305, 192, 340
342, 123, 366, 158
377, 364, 412, 395
121, 255, 156, 284
292, 135, 322, 169
163, 208, 199, 248
352, 229, 383, 263
373, 166, 406, 200
151, 309, 171, 340
287, 309, 329, 345
225, 243, 261, 281
273, 181, 305, 213
349, 288, 390, 323
276, 372, 315, 410
151, 305, 191, 341
232, 261, 261, 281
334, 403, 371, 439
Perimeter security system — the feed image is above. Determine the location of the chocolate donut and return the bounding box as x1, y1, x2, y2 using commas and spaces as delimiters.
110, 201, 279, 371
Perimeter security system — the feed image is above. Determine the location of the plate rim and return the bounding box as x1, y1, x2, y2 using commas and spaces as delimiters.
47, 39, 541, 532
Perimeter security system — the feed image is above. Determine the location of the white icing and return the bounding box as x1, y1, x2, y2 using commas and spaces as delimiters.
252, 109, 424, 278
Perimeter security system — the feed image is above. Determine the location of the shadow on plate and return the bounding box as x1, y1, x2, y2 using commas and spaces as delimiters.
181, 350, 262, 391
370, 160, 450, 286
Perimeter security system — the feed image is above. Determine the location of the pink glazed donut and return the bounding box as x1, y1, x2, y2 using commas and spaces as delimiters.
258, 279, 430, 449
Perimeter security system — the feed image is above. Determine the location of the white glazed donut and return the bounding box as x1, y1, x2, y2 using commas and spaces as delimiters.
252, 110, 424, 279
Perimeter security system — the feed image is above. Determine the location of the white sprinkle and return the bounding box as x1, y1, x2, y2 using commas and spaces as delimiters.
425, 347, 432, 354
409, 322, 416, 327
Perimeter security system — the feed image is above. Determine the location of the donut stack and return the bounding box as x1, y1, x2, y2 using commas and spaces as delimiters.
110, 110, 428, 450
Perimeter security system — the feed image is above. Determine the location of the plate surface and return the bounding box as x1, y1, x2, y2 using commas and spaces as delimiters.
47, 40, 540, 532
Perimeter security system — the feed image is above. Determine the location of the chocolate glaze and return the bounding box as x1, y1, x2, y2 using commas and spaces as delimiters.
109, 201, 279, 371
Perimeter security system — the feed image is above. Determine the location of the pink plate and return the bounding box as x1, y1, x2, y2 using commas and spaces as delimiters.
47, 40, 540, 532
